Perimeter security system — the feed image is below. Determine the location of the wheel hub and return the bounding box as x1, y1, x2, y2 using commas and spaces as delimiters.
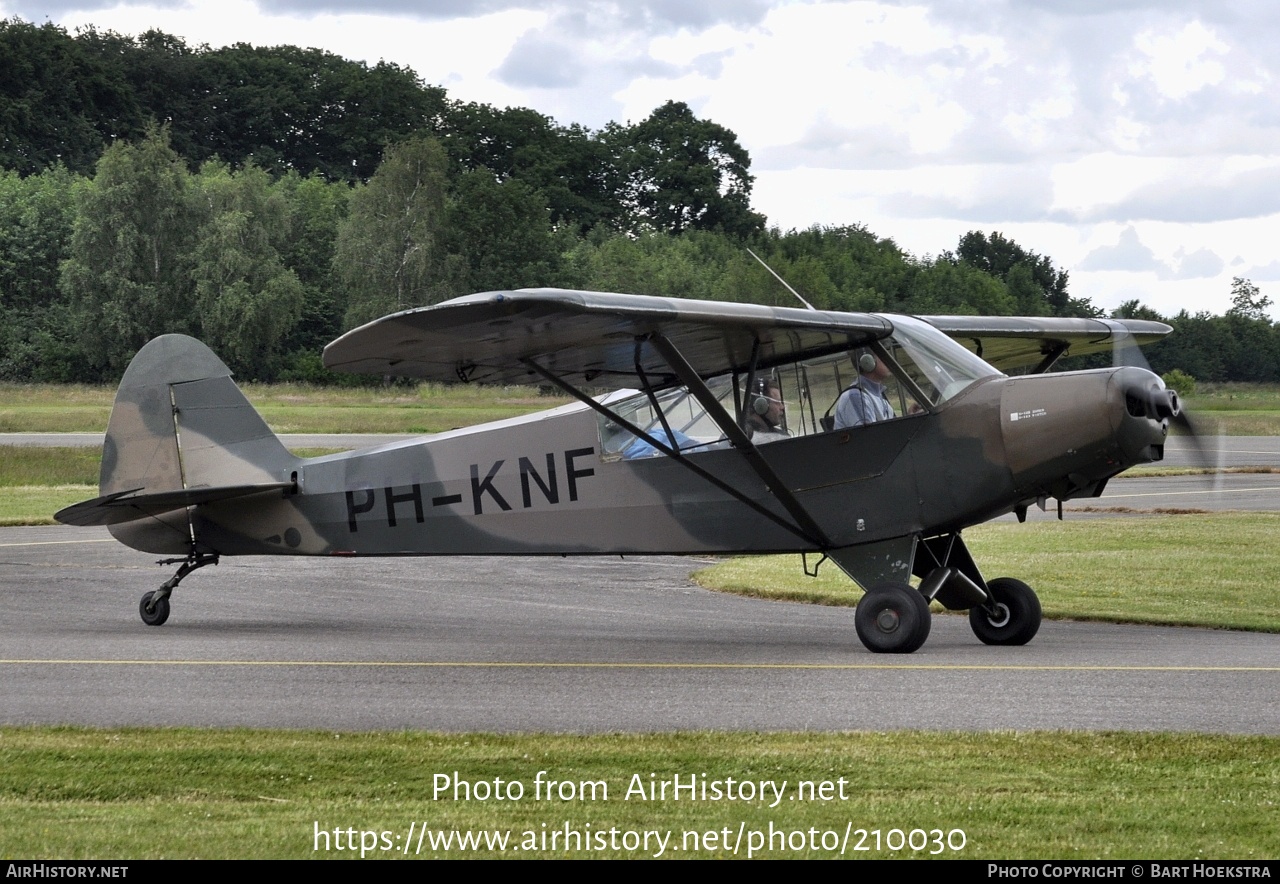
986, 602, 1011, 628
875, 608, 901, 633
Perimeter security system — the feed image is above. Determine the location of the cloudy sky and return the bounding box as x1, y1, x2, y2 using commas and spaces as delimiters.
8, 0, 1280, 317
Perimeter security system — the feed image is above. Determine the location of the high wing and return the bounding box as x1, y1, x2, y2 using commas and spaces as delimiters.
921, 315, 1173, 374
324, 288, 891, 388
323, 288, 1172, 383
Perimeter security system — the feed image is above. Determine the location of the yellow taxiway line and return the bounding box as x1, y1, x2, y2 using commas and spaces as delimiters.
1, 659, 1276, 672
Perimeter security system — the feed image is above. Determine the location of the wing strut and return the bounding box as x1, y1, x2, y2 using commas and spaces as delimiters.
518, 357, 825, 548
1031, 342, 1070, 374
646, 332, 833, 549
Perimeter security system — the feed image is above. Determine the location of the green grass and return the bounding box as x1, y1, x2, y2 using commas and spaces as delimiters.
694, 514, 1280, 632
0, 486, 94, 525
1186, 382, 1280, 411
0, 447, 102, 486
0, 729, 1274, 859
0, 382, 571, 434
0, 449, 346, 524
1179, 382, 1280, 435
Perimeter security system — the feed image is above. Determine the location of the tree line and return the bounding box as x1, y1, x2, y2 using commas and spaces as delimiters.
0, 17, 1273, 385
1113, 279, 1280, 385
0, 18, 761, 237
0, 129, 1096, 383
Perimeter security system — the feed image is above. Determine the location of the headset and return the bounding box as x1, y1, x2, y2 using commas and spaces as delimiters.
750, 377, 781, 416
855, 347, 878, 374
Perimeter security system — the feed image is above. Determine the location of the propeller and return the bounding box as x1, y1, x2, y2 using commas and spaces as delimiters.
1111, 323, 1220, 475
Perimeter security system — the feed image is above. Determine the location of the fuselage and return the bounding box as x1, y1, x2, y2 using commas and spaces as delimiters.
110, 364, 1172, 559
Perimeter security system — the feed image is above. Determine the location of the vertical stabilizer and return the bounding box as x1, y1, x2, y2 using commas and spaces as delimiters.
100, 335, 295, 497
87, 335, 297, 552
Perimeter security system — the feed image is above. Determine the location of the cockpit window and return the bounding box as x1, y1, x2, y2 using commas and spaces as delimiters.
595, 318, 1005, 458
599, 377, 737, 460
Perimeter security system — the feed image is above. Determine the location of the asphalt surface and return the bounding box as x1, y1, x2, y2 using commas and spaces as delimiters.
1015, 471, 1280, 520
1, 518, 1276, 734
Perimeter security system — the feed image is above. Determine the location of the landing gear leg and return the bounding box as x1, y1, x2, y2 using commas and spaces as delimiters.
139, 552, 219, 626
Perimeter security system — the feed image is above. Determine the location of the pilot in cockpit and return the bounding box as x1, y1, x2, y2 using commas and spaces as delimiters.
832, 349, 896, 429
745, 377, 790, 444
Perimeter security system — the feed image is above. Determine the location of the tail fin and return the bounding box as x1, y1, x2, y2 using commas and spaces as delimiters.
56, 335, 296, 539
100, 334, 294, 496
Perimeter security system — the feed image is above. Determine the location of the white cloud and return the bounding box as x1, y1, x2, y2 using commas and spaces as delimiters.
1131, 21, 1228, 100
1161, 246, 1223, 280
1243, 260, 1280, 282
1078, 226, 1162, 273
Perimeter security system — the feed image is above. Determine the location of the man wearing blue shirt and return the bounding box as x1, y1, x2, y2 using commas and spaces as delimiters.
833, 352, 896, 428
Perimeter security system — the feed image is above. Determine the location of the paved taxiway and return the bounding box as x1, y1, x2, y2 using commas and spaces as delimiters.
2, 491, 1276, 733
1016, 471, 1280, 519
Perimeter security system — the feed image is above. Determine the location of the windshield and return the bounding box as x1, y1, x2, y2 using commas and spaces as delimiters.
885, 315, 1003, 405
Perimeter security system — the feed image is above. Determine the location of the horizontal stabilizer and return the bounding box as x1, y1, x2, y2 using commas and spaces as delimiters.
55, 482, 294, 527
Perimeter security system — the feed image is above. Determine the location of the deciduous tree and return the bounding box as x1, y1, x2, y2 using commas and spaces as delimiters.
60, 126, 200, 375
608, 101, 764, 238
334, 136, 455, 328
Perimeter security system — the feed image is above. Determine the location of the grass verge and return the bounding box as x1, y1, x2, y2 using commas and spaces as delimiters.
0, 449, 346, 524
0, 486, 94, 526
0, 383, 570, 434
0, 728, 1275, 859
693, 513, 1280, 632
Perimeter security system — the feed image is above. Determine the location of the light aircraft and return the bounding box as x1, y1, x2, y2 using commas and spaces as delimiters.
56, 288, 1181, 653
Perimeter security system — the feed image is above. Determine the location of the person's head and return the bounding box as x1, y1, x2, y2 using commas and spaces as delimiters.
857, 349, 890, 382
751, 378, 785, 427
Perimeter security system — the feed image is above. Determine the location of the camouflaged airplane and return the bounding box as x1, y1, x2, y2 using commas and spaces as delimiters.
55, 288, 1183, 654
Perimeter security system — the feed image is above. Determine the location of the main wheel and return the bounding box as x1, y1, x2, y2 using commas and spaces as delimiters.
139, 591, 170, 627
969, 577, 1041, 645
855, 582, 931, 654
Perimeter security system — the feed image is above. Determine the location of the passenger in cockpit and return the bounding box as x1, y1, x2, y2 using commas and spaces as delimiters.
745, 378, 790, 444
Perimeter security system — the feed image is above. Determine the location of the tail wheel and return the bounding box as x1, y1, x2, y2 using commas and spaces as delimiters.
139, 591, 170, 627
855, 582, 931, 654
969, 577, 1041, 645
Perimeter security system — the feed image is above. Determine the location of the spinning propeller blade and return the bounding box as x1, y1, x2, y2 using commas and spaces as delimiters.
1111, 325, 1217, 472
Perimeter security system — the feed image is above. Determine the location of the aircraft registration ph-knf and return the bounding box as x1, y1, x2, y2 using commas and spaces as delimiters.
56, 289, 1180, 653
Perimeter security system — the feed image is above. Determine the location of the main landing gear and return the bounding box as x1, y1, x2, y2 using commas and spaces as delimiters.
855, 582, 931, 654
853, 575, 1041, 653
138, 552, 219, 626
846, 533, 1042, 653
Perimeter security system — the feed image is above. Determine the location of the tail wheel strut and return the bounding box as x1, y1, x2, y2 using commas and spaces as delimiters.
139, 552, 219, 626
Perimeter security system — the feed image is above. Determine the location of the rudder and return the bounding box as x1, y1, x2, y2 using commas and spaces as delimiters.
82, 335, 298, 552
100, 334, 295, 497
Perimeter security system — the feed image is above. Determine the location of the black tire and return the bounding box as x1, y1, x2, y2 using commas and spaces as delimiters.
855, 582, 931, 654
139, 591, 170, 627
969, 577, 1041, 645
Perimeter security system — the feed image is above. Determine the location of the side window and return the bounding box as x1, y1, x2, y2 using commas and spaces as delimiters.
804, 348, 926, 431
597, 378, 737, 460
